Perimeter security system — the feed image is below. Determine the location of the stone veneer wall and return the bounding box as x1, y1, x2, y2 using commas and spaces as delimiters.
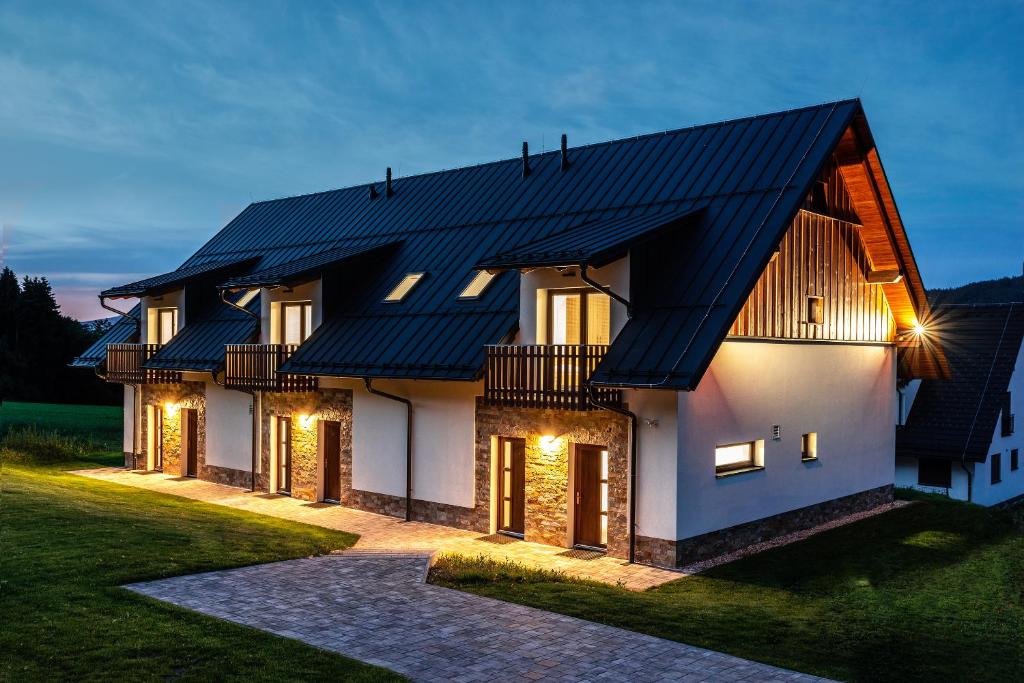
260, 389, 352, 501
474, 398, 631, 559
139, 382, 205, 476
634, 483, 895, 568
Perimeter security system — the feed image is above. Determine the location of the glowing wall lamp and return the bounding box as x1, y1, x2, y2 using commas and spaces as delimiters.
163, 401, 180, 417
538, 435, 564, 455
298, 413, 317, 429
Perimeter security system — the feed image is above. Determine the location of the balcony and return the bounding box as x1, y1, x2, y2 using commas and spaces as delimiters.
105, 344, 182, 384
483, 344, 622, 411
224, 344, 318, 393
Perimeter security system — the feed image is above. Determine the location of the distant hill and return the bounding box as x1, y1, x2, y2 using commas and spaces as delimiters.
928, 273, 1024, 306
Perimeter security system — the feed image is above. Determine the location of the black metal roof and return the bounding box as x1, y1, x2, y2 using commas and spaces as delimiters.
219, 241, 399, 290
77, 99, 875, 386
143, 294, 260, 372
475, 203, 707, 270
100, 257, 257, 298
69, 306, 140, 368
897, 303, 1024, 462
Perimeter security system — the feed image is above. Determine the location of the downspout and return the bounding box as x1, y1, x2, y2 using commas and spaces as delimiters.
220, 289, 259, 320
586, 382, 639, 564
580, 264, 631, 316
364, 378, 413, 522
98, 296, 142, 468
216, 289, 261, 492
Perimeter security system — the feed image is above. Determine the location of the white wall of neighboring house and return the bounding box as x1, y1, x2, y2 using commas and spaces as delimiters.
676, 340, 896, 539
321, 377, 480, 508
141, 289, 185, 344
123, 385, 136, 454
205, 382, 254, 472
894, 457, 971, 500
518, 258, 629, 345
260, 280, 323, 344
970, 341, 1024, 506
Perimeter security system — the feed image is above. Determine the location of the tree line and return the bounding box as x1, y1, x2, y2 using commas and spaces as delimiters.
0, 267, 120, 405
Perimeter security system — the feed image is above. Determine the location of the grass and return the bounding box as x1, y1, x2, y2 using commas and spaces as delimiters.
0, 402, 401, 681
431, 499, 1024, 682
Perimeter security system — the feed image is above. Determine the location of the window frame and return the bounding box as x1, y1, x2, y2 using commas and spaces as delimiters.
917, 457, 951, 488
806, 295, 824, 326
383, 272, 425, 303
801, 432, 818, 461
715, 440, 759, 475
458, 270, 497, 300
546, 287, 611, 346
154, 307, 178, 345
279, 300, 313, 346
1010, 448, 1019, 472
991, 452, 1002, 485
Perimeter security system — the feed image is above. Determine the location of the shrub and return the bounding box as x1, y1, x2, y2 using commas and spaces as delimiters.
0, 425, 95, 464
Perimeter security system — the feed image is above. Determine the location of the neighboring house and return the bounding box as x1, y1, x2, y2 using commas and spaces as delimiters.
74, 99, 947, 568
896, 303, 1024, 506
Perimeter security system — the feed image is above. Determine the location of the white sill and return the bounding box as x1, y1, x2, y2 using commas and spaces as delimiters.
801, 456, 819, 463
716, 465, 765, 479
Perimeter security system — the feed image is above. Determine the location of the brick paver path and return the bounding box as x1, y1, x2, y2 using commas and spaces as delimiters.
126, 552, 832, 682
76, 468, 677, 590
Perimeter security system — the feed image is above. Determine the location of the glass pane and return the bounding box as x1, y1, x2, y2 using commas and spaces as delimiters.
303, 304, 312, 341
159, 309, 176, 344
385, 273, 424, 302
715, 443, 753, 468
587, 293, 611, 345
551, 293, 581, 344
600, 515, 607, 545
503, 470, 510, 494
284, 305, 302, 345
600, 482, 608, 512
459, 271, 495, 298
600, 450, 608, 480
503, 500, 510, 525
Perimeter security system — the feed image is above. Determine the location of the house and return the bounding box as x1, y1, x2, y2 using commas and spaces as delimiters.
74, 99, 947, 568
896, 303, 1024, 506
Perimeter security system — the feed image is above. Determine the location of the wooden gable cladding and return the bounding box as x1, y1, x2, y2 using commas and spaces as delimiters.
833, 119, 949, 379
729, 210, 895, 343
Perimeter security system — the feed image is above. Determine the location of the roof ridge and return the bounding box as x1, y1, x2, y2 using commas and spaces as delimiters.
247, 98, 862, 208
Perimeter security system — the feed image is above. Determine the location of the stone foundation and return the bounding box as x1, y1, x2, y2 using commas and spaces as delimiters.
474, 398, 630, 559
139, 382, 206, 476
201, 463, 252, 489
659, 484, 895, 567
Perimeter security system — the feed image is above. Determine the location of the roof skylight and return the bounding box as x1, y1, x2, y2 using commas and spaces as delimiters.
384, 273, 425, 302
458, 271, 496, 299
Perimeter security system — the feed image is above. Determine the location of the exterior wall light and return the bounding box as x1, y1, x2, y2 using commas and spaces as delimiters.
298, 413, 317, 429
538, 435, 563, 454
163, 401, 180, 417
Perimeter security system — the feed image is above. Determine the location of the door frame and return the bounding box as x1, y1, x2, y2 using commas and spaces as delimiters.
573, 444, 608, 550
183, 408, 198, 477
321, 419, 341, 503
496, 436, 526, 537
276, 415, 292, 495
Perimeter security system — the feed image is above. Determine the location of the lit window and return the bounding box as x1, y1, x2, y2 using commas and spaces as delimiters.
801, 432, 818, 461
807, 296, 824, 325
459, 271, 496, 299
384, 273, 424, 302
156, 308, 177, 344
715, 441, 757, 474
281, 301, 312, 345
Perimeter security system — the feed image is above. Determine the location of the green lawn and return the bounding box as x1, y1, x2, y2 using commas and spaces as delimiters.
0, 400, 122, 449
0, 402, 400, 682
431, 496, 1024, 682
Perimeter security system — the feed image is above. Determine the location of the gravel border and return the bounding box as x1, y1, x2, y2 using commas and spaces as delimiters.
679, 500, 913, 575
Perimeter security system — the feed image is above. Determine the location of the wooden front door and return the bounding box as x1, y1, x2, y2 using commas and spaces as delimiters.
574, 445, 608, 549
183, 408, 198, 477
277, 416, 292, 494
323, 420, 341, 502
497, 437, 526, 535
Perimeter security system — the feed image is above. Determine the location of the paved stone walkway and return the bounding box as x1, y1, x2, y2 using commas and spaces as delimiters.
75, 468, 678, 590
126, 552, 832, 682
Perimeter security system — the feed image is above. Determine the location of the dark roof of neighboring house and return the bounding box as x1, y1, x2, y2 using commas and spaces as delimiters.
476, 203, 707, 270
219, 242, 400, 290
101, 257, 257, 298
76, 98, 937, 387
69, 305, 140, 368
897, 303, 1024, 462
143, 294, 260, 372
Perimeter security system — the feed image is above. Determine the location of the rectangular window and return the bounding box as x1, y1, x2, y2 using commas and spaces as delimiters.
459, 271, 496, 299
918, 458, 951, 488
1002, 392, 1014, 437
281, 301, 312, 345
806, 296, 824, 325
801, 432, 817, 461
715, 441, 756, 474
1011, 449, 1019, 471
991, 452, 1001, 485
156, 308, 177, 344
586, 292, 611, 345
384, 273, 424, 302
547, 288, 611, 345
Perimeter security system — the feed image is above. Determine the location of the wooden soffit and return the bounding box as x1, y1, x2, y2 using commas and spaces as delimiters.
834, 116, 949, 379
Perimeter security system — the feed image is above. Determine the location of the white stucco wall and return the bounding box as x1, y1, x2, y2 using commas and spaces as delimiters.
625, 388, 679, 541
894, 456, 971, 500
518, 258, 629, 345
321, 377, 480, 508
205, 382, 254, 471
676, 340, 896, 539
971, 341, 1024, 506
260, 280, 323, 344
123, 385, 136, 454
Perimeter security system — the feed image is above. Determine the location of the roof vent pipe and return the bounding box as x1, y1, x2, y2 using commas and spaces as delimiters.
369, 184, 378, 200
560, 133, 569, 171
521, 141, 530, 178
386, 167, 394, 197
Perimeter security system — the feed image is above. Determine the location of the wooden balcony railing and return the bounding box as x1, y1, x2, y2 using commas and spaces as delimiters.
105, 344, 182, 384
224, 344, 318, 393
484, 345, 622, 411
